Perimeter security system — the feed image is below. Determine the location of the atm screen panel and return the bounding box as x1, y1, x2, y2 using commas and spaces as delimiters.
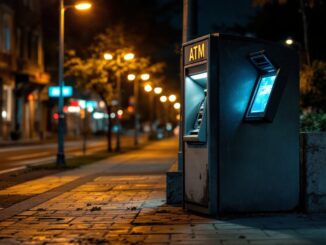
249, 75, 277, 114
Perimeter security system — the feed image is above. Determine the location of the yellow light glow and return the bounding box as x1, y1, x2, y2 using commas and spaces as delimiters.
174, 102, 181, 110
117, 109, 123, 116
168, 94, 177, 102
176, 114, 180, 120
285, 38, 294, 45
154, 87, 162, 94
75, 2, 92, 10
127, 74, 136, 81
160, 95, 167, 103
104, 53, 113, 60
124, 53, 135, 61
140, 73, 150, 81
144, 84, 152, 92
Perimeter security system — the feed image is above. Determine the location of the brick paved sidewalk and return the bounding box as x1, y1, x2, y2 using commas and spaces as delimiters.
0, 138, 326, 244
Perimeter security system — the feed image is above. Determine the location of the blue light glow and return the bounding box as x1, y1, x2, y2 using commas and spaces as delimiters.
48, 86, 73, 97
250, 75, 277, 114
190, 72, 207, 80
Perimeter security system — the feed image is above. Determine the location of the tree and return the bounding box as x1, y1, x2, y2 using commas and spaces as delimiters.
251, 0, 325, 65
65, 27, 164, 152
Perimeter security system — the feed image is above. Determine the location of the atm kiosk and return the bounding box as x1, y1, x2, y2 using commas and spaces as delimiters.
182, 33, 299, 216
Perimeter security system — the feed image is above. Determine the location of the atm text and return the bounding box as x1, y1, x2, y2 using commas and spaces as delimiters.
189, 43, 205, 62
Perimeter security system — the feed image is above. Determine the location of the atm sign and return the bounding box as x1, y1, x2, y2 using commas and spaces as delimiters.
184, 40, 208, 65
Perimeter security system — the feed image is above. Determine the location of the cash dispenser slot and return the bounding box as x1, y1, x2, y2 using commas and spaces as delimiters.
183, 65, 207, 144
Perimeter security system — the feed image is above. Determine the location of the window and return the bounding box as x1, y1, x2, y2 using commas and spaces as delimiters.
2, 14, 12, 53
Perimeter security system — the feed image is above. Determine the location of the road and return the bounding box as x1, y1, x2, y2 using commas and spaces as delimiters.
0, 136, 144, 173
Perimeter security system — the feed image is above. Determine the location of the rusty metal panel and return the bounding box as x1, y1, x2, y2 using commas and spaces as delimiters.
184, 143, 208, 206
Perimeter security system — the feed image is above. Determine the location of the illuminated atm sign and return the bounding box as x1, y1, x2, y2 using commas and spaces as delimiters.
184, 40, 208, 65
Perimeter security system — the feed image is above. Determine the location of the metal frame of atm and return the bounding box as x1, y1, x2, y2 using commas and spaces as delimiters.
182, 34, 219, 215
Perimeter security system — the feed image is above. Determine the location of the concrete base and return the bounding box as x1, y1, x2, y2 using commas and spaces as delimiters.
166, 171, 183, 204
301, 133, 326, 213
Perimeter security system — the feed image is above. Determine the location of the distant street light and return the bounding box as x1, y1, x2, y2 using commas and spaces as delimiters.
57, 0, 92, 166
160, 95, 167, 103
141, 73, 150, 81
174, 102, 181, 110
103, 52, 135, 152
127, 74, 136, 81
144, 84, 152, 92
285, 38, 294, 46
124, 53, 135, 61
154, 87, 163, 94
168, 94, 177, 103
103, 53, 113, 60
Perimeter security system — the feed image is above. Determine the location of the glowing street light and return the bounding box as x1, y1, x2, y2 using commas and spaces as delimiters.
285, 38, 294, 46
154, 87, 162, 94
141, 73, 150, 81
75, 2, 92, 10
103, 53, 113, 60
144, 84, 152, 92
127, 74, 136, 81
160, 95, 167, 103
174, 102, 181, 110
168, 94, 177, 102
56, 0, 93, 166
124, 53, 135, 61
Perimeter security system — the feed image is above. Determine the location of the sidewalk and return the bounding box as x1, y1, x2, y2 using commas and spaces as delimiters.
0, 138, 326, 244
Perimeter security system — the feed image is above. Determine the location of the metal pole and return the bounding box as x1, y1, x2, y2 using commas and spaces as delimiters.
115, 69, 121, 152
57, 0, 66, 166
134, 79, 139, 145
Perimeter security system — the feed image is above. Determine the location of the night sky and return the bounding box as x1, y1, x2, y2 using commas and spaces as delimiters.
198, 0, 256, 32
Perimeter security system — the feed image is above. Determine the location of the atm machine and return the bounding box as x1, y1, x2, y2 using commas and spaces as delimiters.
182, 34, 299, 216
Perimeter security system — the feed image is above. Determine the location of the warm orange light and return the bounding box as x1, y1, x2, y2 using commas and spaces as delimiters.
75, 2, 92, 10
174, 102, 181, 110
154, 87, 162, 94
127, 74, 136, 81
144, 84, 152, 92
160, 95, 167, 103
104, 53, 113, 60
168, 94, 177, 102
124, 53, 135, 61
140, 73, 150, 81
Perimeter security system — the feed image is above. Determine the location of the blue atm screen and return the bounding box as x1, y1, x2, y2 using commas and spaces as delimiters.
250, 75, 277, 114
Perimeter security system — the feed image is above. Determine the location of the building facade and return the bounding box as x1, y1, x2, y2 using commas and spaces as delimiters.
0, 0, 50, 140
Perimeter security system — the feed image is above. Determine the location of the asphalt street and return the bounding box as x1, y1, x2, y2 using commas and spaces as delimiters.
0, 136, 143, 173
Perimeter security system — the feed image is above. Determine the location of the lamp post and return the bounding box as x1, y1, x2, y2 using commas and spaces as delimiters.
57, 0, 92, 166
128, 73, 150, 146
104, 52, 135, 152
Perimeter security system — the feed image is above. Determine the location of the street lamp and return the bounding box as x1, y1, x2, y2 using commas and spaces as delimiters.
285, 37, 294, 46
160, 95, 167, 103
174, 102, 181, 110
74, 2, 92, 10
124, 53, 135, 61
127, 74, 136, 81
144, 84, 152, 92
154, 87, 163, 94
57, 0, 92, 166
103, 53, 113, 60
168, 94, 177, 103
140, 73, 150, 81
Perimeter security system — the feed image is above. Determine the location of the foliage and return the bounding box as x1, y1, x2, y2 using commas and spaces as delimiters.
301, 112, 326, 132
65, 26, 165, 106
300, 61, 326, 111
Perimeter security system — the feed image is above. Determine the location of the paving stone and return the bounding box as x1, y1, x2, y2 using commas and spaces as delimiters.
0, 138, 326, 244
